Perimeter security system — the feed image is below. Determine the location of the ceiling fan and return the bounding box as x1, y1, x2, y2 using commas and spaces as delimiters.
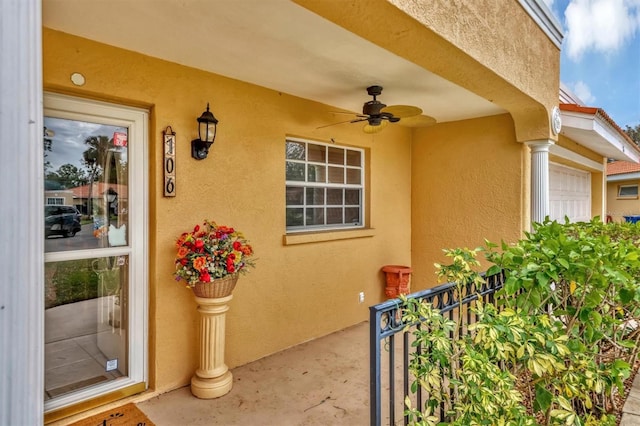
319, 85, 429, 133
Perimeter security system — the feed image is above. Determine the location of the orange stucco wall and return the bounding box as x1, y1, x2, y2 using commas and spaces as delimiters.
43, 28, 412, 394
607, 179, 640, 222
410, 114, 525, 289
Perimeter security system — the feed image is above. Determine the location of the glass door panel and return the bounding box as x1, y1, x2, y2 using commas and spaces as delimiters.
43, 93, 147, 413
44, 256, 128, 400
44, 117, 129, 253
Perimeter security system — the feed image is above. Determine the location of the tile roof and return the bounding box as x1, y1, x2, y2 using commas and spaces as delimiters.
71, 183, 128, 199
606, 160, 640, 176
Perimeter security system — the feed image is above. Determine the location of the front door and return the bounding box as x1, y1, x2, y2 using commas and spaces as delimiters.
43, 93, 148, 415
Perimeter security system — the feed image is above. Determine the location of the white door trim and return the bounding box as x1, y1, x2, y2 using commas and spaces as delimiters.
43, 93, 149, 412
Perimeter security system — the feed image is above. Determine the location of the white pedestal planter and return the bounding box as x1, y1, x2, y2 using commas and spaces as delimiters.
190, 294, 233, 399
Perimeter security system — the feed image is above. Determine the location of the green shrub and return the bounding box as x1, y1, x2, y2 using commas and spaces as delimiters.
404, 219, 640, 425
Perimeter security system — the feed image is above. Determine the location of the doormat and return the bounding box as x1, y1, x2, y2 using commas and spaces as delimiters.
68, 403, 155, 426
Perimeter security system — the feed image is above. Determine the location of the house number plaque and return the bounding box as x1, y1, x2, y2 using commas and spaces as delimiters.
163, 126, 176, 197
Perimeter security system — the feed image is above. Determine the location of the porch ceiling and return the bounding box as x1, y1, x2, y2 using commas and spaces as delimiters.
42, 0, 506, 124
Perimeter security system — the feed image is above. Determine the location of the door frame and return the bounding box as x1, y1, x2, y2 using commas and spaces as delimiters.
43, 92, 149, 418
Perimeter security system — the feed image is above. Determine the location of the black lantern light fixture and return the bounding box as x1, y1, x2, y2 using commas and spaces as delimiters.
191, 103, 219, 160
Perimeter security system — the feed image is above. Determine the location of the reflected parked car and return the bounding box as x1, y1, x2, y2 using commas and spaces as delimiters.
45, 205, 82, 238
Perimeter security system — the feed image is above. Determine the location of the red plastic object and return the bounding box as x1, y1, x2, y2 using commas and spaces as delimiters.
382, 265, 412, 298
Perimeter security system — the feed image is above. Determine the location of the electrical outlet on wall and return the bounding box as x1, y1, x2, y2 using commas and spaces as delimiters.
359, 292, 365, 303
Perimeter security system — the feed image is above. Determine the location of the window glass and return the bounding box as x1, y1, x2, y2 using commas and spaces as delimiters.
306, 188, 325, 205
286, 141, 305, 160
286, 162, 305, 181
346, 168, 361, 185
286, 187, 304, 205
45, 256, 129, 399
328, 147, 344, 164
326, 208, 343, 224
327, 188, 343, 205
346, 150, 361, 167
307, 165, 326, 183
307, 144, 326, 163
44, 116, 128, 252
306, 208, 325, 226
618, 185, 639, 197
328, 166, 344, 184
285, 138, 364, 232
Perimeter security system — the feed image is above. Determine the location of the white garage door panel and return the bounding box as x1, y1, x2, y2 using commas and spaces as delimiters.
549, 163, 591, 222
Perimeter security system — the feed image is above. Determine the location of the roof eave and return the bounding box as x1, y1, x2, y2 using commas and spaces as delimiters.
559, 110, 640, 163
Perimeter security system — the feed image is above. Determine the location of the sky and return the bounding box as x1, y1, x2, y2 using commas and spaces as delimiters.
543, 0, 640, 129
44, 116, 127, 173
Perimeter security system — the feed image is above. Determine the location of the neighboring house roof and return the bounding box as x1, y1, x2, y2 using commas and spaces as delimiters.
71, 183, 128, 199
607, 160, 640, 182
558, 103, 640, 163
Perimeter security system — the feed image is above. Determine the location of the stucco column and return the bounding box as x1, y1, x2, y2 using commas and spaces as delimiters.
191, 295, 233, 399
527, 140, 554, 226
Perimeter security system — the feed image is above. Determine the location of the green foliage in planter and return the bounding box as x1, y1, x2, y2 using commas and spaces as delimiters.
403, 219, 640, 425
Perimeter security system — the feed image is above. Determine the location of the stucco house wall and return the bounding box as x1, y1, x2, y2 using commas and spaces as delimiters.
411, 113, 525, 288
43, 28, 414, 393
606, 161, 640, 222
608, 179, 640, 221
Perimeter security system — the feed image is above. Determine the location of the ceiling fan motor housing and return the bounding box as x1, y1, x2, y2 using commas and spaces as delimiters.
363, 100, 386, 117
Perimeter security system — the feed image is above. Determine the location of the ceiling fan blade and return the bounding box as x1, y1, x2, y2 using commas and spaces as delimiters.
381, 105, 423, 118
316, 119, 358, 129
398, 114, 437, 128
363, 120, 388, 134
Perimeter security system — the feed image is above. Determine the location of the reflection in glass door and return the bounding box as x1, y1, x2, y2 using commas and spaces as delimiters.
43, 93, 147, 413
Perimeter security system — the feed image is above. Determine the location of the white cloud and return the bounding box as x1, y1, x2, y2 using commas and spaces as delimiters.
571, 81, 597, 104
564, 0, 640, 60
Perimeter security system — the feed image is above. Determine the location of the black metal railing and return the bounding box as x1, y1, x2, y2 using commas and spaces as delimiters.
369, 272, 505, 426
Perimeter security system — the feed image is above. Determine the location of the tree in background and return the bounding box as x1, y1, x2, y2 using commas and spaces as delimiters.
624, 124, 640, 145
45, 163, 88, 189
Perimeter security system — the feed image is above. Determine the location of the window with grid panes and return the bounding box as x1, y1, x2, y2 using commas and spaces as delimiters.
286, 138, 364, 232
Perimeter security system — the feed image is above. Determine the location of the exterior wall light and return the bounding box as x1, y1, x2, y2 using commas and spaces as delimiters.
191, 103, 219, 160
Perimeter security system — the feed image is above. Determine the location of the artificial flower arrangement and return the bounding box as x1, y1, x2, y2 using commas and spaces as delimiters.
174, 219, 254, 287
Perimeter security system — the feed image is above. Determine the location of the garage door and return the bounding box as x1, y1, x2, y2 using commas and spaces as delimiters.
549, 163, 591, 222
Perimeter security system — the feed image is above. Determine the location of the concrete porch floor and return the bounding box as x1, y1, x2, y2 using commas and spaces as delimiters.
137, 321, 371, 425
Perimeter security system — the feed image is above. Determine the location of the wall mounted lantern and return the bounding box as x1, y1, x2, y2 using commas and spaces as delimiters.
191, 103, 219, 160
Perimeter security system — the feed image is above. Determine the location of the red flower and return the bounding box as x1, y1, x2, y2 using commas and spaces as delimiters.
177, 246, 189, 258
194, 239, 204, 249
194, 224, 200, 232
200, 271, 211, 282
233, 241, 241, 250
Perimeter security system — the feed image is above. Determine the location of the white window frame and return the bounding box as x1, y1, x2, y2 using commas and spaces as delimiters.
286, 137, 365, 233
618, 184, 639, 199
43, 93, 148, 413
46, 197, 64, 205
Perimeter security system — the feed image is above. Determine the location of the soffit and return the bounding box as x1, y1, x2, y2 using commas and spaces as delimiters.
559, 105, 640, 163
42, 0, 506, 124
